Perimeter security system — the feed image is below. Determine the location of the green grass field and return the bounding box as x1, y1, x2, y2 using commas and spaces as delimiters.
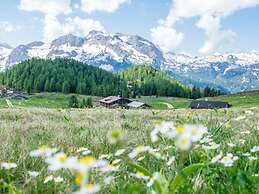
1, 91, 259, 110
0, 92, 259, 193
0, 107, 258, 193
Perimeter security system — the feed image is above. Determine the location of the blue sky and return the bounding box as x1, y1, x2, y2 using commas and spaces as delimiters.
0, 0, 259, 55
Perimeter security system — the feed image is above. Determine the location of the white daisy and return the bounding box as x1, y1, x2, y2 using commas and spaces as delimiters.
175, 135, 192, 151
30, 146, 57, 158
131, 171, 149, 180
128, 146, 151, 159
1, 162, 17, 170
54, 176, 64, 183
219, 153, 238, 167
28, 171, 40, 177
251, 146, 259, 153
211, 152, 223, 163
44, 175, 54, 183
115, 149, 126, 156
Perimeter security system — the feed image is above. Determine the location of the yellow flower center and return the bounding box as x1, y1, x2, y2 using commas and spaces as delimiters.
111, 130, 120, 138
191, 128, 198, 135
79, 156, 96, 165
136, 146, 145, 151
136, 172, 145, 177
39, 145, 49, 153
225, 123, 232, 129
176, 126, 184, 134
155, 120, 162, 125
75, 172, 83, 186
222, 156, 230, 162
57, 154, 67, 163
86, 183, 93, 190
181, 139, 188, 145
107, 164, 114, 169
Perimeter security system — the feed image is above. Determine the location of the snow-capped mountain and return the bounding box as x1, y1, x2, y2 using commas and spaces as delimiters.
0, 43, 12, 71
3, 32, 163, 71
0, 31, 258, 93
163, 52, 259, 93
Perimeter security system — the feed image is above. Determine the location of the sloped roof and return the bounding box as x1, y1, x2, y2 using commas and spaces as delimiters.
191, 100, 230, 108
127, 101, 146, 108
99, 96, 122, 104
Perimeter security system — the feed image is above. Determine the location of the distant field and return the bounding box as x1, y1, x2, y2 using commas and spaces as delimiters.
0, 93, 101, 109
0, 92, 259, 109
203, 91, 259, 108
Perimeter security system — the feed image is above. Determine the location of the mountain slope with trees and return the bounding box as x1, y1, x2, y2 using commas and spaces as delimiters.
0, 58, 129, 97
121, 66, 222, 98
0, 58, 222, 99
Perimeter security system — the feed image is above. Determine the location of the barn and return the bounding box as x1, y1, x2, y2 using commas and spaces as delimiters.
99, 96, 132, 108
190, 100, 230, 109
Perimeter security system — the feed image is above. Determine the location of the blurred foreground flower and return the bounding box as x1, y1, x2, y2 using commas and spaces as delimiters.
107, 130, 123, 144
152, 122, 208, 151
28, 171, 40, 177
30, 145, 57, 158
0, 162, 17, 170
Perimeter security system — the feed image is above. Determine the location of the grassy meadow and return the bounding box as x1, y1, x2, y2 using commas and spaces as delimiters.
0, 106, 258, 193
0, 91, 259, 109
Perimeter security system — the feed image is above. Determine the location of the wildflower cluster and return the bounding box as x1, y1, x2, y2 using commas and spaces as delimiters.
151, 121, 208, 151
29, 146, 116, 194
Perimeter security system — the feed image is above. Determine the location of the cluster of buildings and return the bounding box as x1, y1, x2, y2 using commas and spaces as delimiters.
99, 96, 230, 109
0, 87, 28, 100
99, 96, 150, 109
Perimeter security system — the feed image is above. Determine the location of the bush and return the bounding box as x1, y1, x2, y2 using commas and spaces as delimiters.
68, 95, 79, 108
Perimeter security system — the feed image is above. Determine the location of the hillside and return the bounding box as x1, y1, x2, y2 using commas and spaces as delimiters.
1, 58, 212, 99
0, 58, 129, 97
121, 66, 192, 98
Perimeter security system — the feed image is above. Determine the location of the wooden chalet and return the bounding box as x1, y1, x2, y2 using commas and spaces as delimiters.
191, 100, 230, 109
99, 96, 132, 108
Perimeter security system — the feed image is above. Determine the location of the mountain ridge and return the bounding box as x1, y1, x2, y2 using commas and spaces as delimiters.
1, 31, 258, 93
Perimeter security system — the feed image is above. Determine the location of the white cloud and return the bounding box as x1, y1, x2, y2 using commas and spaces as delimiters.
151, 25, 184, 52
196, 14, 235, 54
81, 0, 130, 13
19, 0, 71, 15
152, 0, 259, 54
43, 16, 105, 42
19, 0, 105, 42
0, 21, 22, 33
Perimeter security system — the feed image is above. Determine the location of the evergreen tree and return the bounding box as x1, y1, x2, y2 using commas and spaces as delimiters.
62, 81, 70, 94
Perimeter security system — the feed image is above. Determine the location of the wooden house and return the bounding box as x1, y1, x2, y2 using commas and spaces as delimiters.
191, 100, 230, 109
99, 96, 132, 108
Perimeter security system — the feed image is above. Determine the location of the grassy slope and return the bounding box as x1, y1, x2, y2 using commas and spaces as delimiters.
0, 93, 102, 109
203, 91, 259, 108
0, 91, 258, 109
0, 108, 258, 193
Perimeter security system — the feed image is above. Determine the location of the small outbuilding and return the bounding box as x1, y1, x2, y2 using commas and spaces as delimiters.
127, 101, 150, 109
191, 100, 230, 109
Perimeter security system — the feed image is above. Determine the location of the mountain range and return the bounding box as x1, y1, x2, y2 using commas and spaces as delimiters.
1, 31, 258, 93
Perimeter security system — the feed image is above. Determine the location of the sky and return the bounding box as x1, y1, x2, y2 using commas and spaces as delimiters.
0, 0, 259, 55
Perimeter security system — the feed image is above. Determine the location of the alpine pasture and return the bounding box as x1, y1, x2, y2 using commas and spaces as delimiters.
0, 94, 258, 193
